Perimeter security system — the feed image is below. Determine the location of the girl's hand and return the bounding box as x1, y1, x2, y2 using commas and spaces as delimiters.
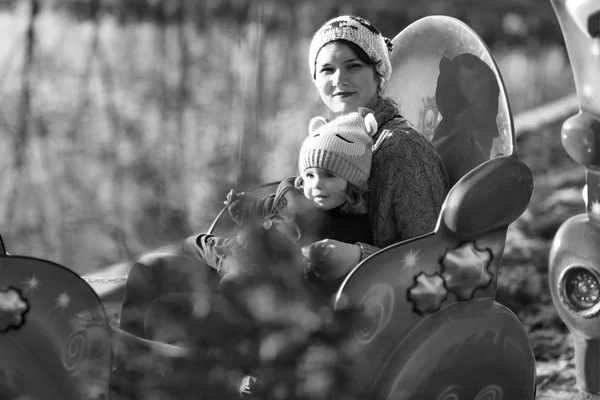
224, 189, 244, 207
225, 189, 245, 221
301, 239, 361, 280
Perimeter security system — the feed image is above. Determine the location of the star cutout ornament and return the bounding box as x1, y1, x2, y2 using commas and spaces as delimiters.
22, 275, 40, 291
402, 248, 420, 269
408, 272, 448, 314
55, 292, 71, 309
441, 242, 493, 300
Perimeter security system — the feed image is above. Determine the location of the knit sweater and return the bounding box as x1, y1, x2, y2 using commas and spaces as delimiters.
358, 97, 449, 259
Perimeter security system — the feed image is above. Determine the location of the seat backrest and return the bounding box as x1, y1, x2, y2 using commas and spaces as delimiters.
333, 17, 535, 396
386, 16, 517, 189
0, 255, 112, 399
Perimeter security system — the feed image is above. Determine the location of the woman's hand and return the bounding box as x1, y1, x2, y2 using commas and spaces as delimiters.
301, 239, 361, 280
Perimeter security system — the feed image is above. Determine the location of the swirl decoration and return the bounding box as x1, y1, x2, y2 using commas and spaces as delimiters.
62, 329, 90, 374
435, 385, 461, 400
355, 283, 395, 344
473, 385, 503, 400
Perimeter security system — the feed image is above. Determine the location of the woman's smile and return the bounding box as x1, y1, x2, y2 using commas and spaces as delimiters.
334, 91, 356, 97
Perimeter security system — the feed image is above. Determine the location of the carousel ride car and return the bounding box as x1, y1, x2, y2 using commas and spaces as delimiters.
3, 0, 597, 397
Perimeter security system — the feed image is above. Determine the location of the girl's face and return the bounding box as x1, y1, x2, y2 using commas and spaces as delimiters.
302, 167, 348, 210
314, 42, 379, 114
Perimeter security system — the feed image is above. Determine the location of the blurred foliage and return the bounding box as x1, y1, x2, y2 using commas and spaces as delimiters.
0, 0, 575, 275
110, 221, 363, 399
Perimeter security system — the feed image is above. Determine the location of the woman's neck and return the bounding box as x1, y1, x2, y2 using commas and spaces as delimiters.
364, 95, 380, 111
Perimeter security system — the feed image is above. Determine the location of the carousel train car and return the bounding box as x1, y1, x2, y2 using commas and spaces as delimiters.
329, 14, 537, 399
111, 13, 538, 399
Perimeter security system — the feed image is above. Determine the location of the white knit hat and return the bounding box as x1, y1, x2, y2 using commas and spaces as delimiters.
308, 15, 393, 84
299, 108, 378, 190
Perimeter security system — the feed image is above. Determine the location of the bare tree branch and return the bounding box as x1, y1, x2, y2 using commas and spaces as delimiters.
6, 0, 40, 229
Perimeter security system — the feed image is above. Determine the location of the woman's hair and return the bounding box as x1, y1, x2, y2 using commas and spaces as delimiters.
332, 39, 386, 98
294, 175, 369, 215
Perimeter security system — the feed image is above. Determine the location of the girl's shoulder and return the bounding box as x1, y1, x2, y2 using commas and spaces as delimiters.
272, 177, 302, 203
276, 176, 298, 191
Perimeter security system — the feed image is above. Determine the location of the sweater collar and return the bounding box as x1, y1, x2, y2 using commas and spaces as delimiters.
372, 96, 402, 127
325, 97, 404, 143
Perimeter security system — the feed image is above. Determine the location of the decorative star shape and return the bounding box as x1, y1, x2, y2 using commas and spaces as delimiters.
441, 242, 493, 300
590, 200, 600, 218
0, 287, 29, 332
402, 248, 420, 269
22, 276, 40, 291
408, 272, 448, 314
55, 292, 71, 309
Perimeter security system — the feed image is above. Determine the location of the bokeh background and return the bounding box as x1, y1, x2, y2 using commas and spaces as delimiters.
0, 1, 584, 396
0, 0, 574, 270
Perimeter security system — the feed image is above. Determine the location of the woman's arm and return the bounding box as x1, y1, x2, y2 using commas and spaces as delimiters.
391, 151, 447, 241
356, 131, 449, 260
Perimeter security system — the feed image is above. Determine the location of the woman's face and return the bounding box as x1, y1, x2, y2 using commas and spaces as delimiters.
302, 167, 348, 210
314, 42, 379, 114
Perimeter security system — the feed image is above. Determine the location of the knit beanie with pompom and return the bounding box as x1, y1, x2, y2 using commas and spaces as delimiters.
308, 15, 393, 85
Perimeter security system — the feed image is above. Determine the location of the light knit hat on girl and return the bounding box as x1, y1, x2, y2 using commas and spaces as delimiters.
299, 108, 378, 190
308, 15, 393, 84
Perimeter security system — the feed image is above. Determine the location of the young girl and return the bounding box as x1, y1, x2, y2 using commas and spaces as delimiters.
183, 108, 378, 287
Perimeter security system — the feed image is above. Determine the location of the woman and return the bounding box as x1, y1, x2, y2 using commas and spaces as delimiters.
302, 15, 449, 281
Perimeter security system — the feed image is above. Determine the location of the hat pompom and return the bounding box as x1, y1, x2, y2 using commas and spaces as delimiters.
364, 113, 378, 136
308, 116, 328, 134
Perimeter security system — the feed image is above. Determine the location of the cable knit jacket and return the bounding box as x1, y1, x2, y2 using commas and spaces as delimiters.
357, 97, 449, 259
